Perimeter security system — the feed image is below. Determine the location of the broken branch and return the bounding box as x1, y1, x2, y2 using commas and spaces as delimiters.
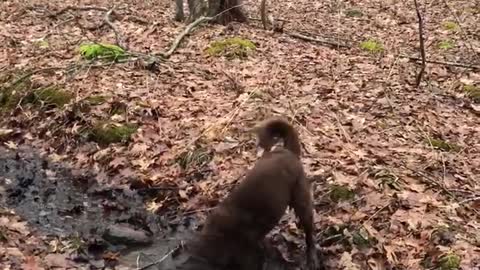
104, 6, 127, 49
286, 32, 350, 49
413, 0, 426, 87
405, 56, 480, 70
157, 16, 211, 58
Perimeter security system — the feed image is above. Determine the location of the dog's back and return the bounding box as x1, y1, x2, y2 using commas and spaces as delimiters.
182, 118, 320, 270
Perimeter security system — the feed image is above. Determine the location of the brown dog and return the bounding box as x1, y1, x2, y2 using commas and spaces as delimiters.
180, 118, 322, 270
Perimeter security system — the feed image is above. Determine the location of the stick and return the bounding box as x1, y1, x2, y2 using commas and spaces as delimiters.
458, 196, 480, 205
286, 32, 350, 48
413, 0, 426, 87
405, 56, 480, 70
103, 6, 127, 49
157, 16, 211, 58
137, 244, 182, 270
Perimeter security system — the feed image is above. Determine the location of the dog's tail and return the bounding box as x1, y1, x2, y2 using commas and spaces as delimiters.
255, 118, 301, 157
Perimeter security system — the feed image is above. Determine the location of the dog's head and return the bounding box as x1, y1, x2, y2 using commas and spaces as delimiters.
252, 124, 284, 157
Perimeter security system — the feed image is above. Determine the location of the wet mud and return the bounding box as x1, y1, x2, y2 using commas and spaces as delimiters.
0, 146, 193, 269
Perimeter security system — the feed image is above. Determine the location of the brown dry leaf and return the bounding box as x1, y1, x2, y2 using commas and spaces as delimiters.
22, 256, 43, 270
339, 252, 360, 270
43, 253, 71, 268
0, 217, 29, 236
332, 170, 357, 188
146, 200, 163, 213
367, 257, 386, 270
109, 157, 127, 169
4, 247, 25, 260
130, 143, 149, 156
178, 189, 189, 200
4, 141, 17, 150
0, 128, 13, 137
382, 245, 398, 264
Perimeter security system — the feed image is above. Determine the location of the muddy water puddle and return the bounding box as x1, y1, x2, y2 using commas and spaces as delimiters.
0, 146, 194, 269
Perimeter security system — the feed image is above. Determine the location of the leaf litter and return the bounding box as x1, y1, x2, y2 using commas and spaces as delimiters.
0, 0, 479, 269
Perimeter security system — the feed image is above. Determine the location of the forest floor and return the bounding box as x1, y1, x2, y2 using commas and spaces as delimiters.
0, 0, 479, 269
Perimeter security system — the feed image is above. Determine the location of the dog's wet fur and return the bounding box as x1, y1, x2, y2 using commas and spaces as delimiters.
178, 118, 323, 270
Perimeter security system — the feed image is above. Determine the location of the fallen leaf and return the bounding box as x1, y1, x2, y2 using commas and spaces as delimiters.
22, 256, 43, 270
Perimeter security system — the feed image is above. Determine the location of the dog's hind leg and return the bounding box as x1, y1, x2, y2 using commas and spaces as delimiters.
290, 176, 323, 270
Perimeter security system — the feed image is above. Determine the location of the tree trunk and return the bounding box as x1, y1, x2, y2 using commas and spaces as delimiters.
207, 0, 247, 25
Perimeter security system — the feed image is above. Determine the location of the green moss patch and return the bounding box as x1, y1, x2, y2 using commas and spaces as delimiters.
438, 253, 461, 270
206, 37, 256, 59
360, 39, 384, 54
429, 138, 460, 152
90, 122, 137, 145
345, 9, 363, 17
442, 21, 459, 31
24, 87, 73, 108
464, 84, 480, 103
176, 147, 213, 170
79, 43, 126, 61
329, 185, 355, 202
0, 71, 33, 111
352, 228, 375, 248
438, 40, 455, 50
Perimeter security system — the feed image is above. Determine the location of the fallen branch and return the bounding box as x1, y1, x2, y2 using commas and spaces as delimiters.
413, 0, 426, 87
286, 32, 350, 49
405, 56, 480, 70
458, 196, 480, 205
156, 16, 211, 58
103, 6, 127, 49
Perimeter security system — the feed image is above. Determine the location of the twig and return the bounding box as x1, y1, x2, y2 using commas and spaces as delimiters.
334, 114, 351, 143
103, 6, 127, 49
137, 244, 182, 270
405, 56, 480, 70
286, 32, 350, 49
413, 0, 426, 87
247, 17, 290, 23
363, 202, 391, 224
458, 196, 480, 205
157, 16, 211, 58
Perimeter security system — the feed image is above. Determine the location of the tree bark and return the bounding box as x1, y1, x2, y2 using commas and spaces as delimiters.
206, 0, 247, 24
